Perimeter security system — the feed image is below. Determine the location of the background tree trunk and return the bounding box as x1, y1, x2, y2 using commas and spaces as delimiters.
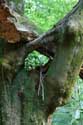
0, 1, 83, 125
7, 0, 24, 14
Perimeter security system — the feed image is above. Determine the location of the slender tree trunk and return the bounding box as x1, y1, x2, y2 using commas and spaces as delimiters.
0, 1, 83, 125
7, 0, 24, 14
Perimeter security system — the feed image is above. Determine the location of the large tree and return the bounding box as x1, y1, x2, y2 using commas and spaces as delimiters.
0, 0, 83, 125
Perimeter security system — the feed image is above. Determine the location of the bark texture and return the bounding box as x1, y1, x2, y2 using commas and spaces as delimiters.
0, 1, 83, 125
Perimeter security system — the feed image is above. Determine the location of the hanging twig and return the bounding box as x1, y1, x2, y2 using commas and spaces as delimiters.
38, 68, 45, 101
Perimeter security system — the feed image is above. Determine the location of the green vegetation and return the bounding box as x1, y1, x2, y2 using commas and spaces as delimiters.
25, 0, 78, 31
24, 1, 83, 125
52, 78, 83, 125
25, 51, 49, 70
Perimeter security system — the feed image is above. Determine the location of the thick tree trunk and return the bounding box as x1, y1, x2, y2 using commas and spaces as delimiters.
0, 1, 83, 125
0, 67, 46, 125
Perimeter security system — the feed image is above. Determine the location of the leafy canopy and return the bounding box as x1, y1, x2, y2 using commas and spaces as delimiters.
25, 0, 78, 31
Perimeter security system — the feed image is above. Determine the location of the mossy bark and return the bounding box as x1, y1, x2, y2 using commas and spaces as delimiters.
0, 38, 47, 124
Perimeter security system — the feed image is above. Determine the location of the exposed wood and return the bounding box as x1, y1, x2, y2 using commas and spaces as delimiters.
0, 4, 38, 43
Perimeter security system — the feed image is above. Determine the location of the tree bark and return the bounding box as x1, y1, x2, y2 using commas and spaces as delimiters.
0, 1, 83, 125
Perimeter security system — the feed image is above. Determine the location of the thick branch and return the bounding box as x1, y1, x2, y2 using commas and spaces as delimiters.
25, 0, 80, 49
